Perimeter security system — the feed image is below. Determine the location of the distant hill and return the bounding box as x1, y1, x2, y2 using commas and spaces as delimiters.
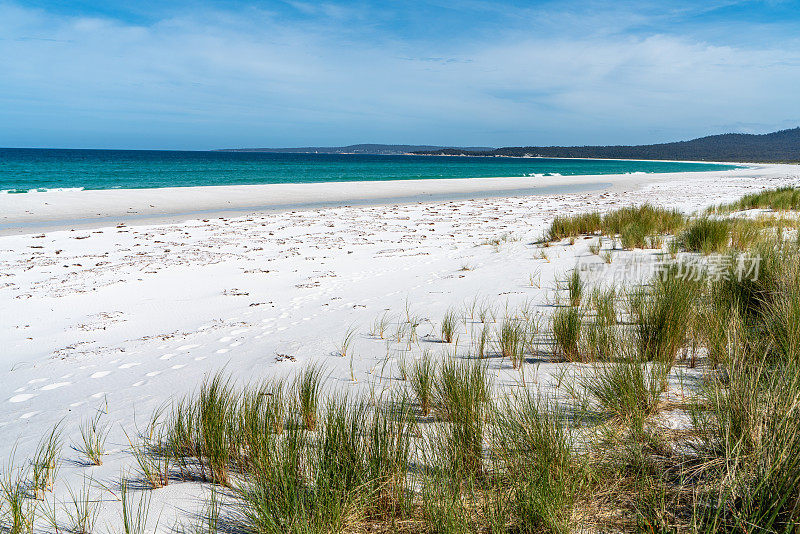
413, 128, 800, 163
217, 144, 494, 155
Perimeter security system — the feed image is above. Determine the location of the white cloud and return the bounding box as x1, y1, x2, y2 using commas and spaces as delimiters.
0, 1, 798, 148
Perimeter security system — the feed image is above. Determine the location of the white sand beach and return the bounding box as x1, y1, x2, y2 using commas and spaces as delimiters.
0, 164, 771, 234
1, 163, 798, 528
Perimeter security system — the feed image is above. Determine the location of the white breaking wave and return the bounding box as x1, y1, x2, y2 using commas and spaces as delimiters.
1, 187, 85, 194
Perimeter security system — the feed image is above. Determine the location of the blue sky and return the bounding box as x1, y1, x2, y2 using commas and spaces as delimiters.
1, 0, 799, 150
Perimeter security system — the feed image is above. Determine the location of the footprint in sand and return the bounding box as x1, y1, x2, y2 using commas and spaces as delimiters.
91, 392, 106, 398
9, 393, 36, 403
132, 381, 145, 387
41, 382, 70, 391
28, 378, 47, 384
20, 411, 41, 419
171, 364, 186, 370
160, 353, 175, 360
90, 371, 111, 379
218, 336, 233, 343
230, 328, 248, 335
118, 362, 141, 369
146, 371, 161, 377
216, 348, 229, 354
177, 344, 200, 351
194, 356, 206, 361
230, 341, 242, 347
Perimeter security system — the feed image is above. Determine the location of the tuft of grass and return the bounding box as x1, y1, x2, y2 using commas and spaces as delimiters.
620, 221, 648, 250
296, 364, 325, 431
548, 211, 603, 240
590, 286, 616, 326
552, 306, 583, 361
588, 239, 601, 255
196, 373, 237, 485
709, 185, 800, 213
728, 217, 762, 250
628, 265, 701, 364
474, 322, 490, 359
692, 353, 800, 531
493, 392, 583, 533
1, 462, 38, 534
477, 302, 494, 323
127, 433, 170, 490
410, 352, 436, 416
582, 355, 670, 425
676, 217, 730, 254
496, 317, 525, 368
582, 287, 618, 361
440, 308, 458, 344
338, 324, 358, 358
566, 269, 583, 307
433, 359, 491, 477
75, 411, 109, 466
364, 395, 415, 517
548, 204, 685, 242
483, 232, 516, 251
31, 422, 62, 499
369, 312, 391, 339
238, 395, 414, 533
764, 265, 800, 364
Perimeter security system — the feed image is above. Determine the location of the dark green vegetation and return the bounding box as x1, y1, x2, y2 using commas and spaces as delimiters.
415, 127, 800, 163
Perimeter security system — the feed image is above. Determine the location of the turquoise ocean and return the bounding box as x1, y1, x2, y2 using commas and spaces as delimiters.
0, 149, 738, 193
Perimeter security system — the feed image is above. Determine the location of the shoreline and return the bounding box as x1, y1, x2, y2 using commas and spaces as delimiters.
0, 164, 781, 235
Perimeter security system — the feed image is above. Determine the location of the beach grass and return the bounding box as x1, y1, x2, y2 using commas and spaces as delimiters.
547, 204, 685, 242
676, 217, 730, 254
75, 412, 109, 466
552, 305, 583, 361
31, 423, 62, 499
410, 351, 436, 416
441, 308, 458, 344
709, 185, 800, 213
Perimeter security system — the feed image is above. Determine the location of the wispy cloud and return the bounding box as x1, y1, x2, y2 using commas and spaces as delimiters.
0, 0, 798, 149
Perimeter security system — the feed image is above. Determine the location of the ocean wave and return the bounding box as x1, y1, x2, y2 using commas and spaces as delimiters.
1, 187, 85, 194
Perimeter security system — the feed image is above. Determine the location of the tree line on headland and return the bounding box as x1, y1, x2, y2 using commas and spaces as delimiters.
413, 128, 800, 163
